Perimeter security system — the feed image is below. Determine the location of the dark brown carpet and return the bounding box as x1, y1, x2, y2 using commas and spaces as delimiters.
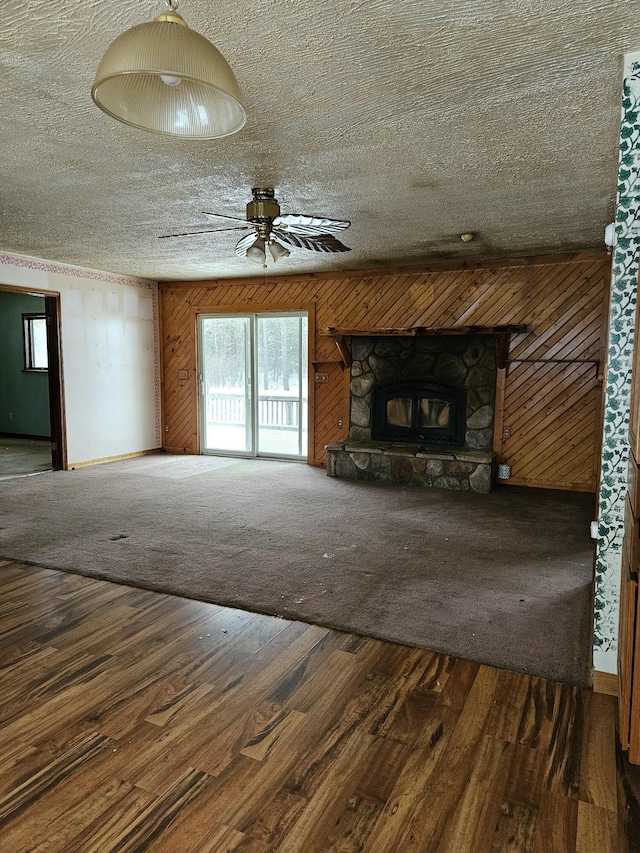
0, 454, 596, 684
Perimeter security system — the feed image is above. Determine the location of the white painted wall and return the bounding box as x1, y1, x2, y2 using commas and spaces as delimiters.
0, 252, 160, 465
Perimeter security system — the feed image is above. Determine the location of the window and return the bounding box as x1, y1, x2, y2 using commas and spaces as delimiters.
23, 314, 48, 371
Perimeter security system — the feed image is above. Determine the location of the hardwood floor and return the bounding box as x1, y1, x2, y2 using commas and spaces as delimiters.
0, 559, 636, 852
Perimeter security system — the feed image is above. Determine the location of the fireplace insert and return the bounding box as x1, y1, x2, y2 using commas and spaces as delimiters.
371, 379, 466, 445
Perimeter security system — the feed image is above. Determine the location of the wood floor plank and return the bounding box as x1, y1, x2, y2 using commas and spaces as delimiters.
383, 666, 503, 852
354, 736, 413, 805
239, 707, 307, 762
111, 625, 337, 792
55, 784, 157, 853
516, 677, 558, 750
433, 734, 512, 853
369, 647, 439, 742
0, 650, 116, 728
490, 801, 538, 853
59, 768, 211, 853
316, 796, 383, 853
487, 668, 533, 743
365, 662, 493, 852
255, 730, 379, 852
543, 683, 584, 800
0, 562, 634, 852
578, 690, 618, 811
17, 776, 135, 853
0, 732, 115, 837
192, 823, 246, 852
177, 699, 286, 780
214, 643, 392, 836
575, 801, 620, 853
532, 791, 578, 853
504, 742, 547, 810
82, 647, 211, 740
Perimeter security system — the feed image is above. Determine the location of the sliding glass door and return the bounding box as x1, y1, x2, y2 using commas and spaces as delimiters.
200, 315, 252, 454
199, 312, 308, 460
255, 314, 308, 457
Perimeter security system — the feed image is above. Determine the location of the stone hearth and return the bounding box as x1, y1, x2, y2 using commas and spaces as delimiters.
326, 441, 494, 493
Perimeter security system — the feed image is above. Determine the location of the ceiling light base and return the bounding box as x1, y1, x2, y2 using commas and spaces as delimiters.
247, 188, 281, 221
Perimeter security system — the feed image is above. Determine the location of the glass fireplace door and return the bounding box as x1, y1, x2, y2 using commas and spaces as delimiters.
372, 379, 466, 445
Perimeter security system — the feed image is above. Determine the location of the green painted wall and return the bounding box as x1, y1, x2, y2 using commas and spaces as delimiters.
0, 291, 51, 436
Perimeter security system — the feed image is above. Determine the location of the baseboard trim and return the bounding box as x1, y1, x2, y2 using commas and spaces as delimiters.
499, 477, 595, 493
67, 448, 162, 470
593, 670, 618, 696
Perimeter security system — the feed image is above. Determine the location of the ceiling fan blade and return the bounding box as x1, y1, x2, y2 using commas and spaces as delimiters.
273, 214, 351, 235
236, 232, 258, 256
274, 231, 351, 253
202, 211, 251, 224
159, 226, 250, 239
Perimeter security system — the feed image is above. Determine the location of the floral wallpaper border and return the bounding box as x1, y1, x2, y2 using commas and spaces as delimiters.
593, 52, 640, 673
0, 252, 155, 290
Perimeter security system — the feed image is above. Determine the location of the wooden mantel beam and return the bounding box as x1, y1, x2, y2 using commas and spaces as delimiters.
323, 324, 527, 337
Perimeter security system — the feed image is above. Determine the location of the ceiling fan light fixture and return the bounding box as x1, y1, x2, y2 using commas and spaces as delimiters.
268, 239, 290, 262
604, 222, 616, 248
246, 237, 266, 263
91, 0, 246, 139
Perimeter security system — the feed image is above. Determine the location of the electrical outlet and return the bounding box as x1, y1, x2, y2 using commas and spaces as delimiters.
315, 372, 329, 383
502, 425, 511, 439
337, 417, 343, 428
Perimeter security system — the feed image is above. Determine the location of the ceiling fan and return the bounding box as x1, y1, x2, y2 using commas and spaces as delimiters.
160, 187, 351, 265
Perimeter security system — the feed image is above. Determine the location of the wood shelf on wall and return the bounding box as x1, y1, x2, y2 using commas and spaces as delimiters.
311, 358, 346, 373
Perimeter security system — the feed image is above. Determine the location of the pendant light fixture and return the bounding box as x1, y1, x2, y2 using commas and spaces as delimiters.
91, 0, 246, 139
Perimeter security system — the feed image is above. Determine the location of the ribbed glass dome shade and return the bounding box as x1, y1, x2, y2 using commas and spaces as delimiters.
91, 12, 246, 139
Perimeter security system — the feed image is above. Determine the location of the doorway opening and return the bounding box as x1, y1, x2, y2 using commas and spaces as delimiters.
0, 286, 65, 475
198, 312, 308, 460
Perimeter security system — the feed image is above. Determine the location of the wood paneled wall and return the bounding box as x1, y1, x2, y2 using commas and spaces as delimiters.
160, 252, 610, 492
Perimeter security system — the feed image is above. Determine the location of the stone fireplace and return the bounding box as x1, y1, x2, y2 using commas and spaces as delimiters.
326, 333, 498, 492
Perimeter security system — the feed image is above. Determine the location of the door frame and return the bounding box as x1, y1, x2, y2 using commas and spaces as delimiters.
0, 283, 66, 470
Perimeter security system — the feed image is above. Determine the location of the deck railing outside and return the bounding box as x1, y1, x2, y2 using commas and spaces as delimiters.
206, 389, 301, 431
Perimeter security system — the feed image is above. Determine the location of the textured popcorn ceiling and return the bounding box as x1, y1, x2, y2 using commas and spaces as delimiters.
0, 0, 637, 281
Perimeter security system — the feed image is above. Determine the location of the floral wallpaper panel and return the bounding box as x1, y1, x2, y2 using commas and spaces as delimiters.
593, 51, 640, 674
